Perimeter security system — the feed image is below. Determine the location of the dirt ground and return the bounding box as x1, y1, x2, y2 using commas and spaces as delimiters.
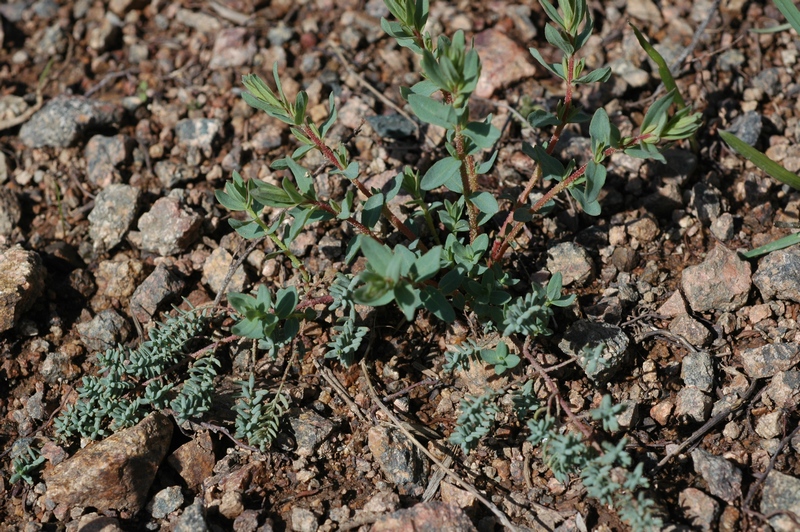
1, 0, 799, 530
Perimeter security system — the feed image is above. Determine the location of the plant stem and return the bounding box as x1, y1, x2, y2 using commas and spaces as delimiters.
310, 200, 382, 241
247, 206, 310, 282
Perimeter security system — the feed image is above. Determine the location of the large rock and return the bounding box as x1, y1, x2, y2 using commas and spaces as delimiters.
753, 246, 800, 304
681, 244, 751, 312
19, 96, 121, 148
0, 246, 46, 332
44, 412, 173, 515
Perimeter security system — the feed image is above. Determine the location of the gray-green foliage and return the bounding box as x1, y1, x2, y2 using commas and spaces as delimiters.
208, 0, 698, 527
9, 444, 45, 485
233, 374, 290, 451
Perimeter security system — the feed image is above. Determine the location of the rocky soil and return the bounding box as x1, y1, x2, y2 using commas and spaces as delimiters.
0, 0, 799, 530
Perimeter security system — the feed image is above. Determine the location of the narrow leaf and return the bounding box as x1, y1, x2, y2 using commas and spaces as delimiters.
720, 130, 800, 191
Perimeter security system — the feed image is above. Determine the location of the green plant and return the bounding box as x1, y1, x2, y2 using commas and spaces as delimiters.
208, 0, 698, 527
8, 444, 46, 485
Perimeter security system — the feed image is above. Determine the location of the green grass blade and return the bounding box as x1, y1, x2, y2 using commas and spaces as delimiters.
719, 130, 800, 191
740, 232, 800, 259
629, 23, 685, 109
775, 0, 800, 34
750, 22, 792, 34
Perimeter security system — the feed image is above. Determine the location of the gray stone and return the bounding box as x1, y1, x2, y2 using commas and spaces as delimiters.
753, 246, 800, 304
763, 370, 800, 409
559, 320, 630, 384
710, 213, 735, 241
692, 182, 723, 224
670, 315, 712, 348
175, 118, 222, 150
718, 49, 746, 71
209, 28, 256, 69
367, 426, 430, 490
148, 485, 184, 519
0, 246, 46, 333
248, 123, 284, 153
339, 26, 363, 51
174, 498, 209, 532
726, 111, 762, 147
138, 197, 203, 256
88, 14, 122, 53
367, 114, 417, 139
291, 507, 318, 532
691, 448, 742, 503
0, 187, 21, 237
84, 134, 131, 187
40, 351, 74, 384
76, 309, 131, 352
681, 350, 714, 392
268, 23, 295, 47
203, 247, 246, 296
130, 264, 185, 324
289, 410, 335, 458
175, 9, 221, 33
741, 343, 799, 379
44, 412, 173, 514
678, 487, 719, 531
752, 67, 782, 98
88, 184, 141, 253
154, 160, 199, 189
35, 23, 67, 59
681, 244, 751, 313
675, 386, 712, 423
547, 242, 595, 287
755, 411, 783, 439
761, 471, 800, 532
608, 58, 649, 88
32, 0, 58, 19
19, 96, 121, 148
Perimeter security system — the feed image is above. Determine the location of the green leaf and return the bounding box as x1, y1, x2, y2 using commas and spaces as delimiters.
411, 246, 442, 282
421, 156, 462, 190
362, 193, 384, 229
640, 90, 675, 137
251, 181, 297, 208
527, 109, 559, 128
229, 218, 267, 239
529, 48, 563, 79
385, 172, 404, 201
574, 66, 612, 84
539, 0, 565, 27
338, 161, 360, 180
740, 232, 800, 259
775, 0, 800, 34
227, 292, 255, 315
216, 189, 245, 212
476, 151, 498, 175
439, 269, 464, 294
320, 93, 338, 137
274, 287, 298, 319
629, 23, 685, 109
589, 108, 611, 156
407, 94, 458, 128
468, 191, 499, 217
546, 272, 564, 301
394, 282, 422, 321
463, 119, 501, 149
720, 130, 800, 191
544, 23, 574, 55
280, 157, 313, 195
421, 286, 455, 322
361, 237, 394, 272
293, 91, 308, 125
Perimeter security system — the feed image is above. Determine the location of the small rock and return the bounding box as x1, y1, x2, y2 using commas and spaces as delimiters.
130, 264, 185, 324
95, 258, 144, 299
615, 400, 640, 429
248, 123, 284, 153
371, 502, 476, 532
440, 481, 478, 512
174, 498, 209, 532
718, 49, 746, 71
726, 111, 762, 147
681, 350, 714, 392
0, 187, 21, 237
148, 485, 184, 519
679, 487, 719, 531
85, 135, 131, 187
88, 14, 122, 52
763, 370, 800, 409
627, 0, 663, 25
109, 0, 148, 16
546, 242, 595, 287
741, 343, 799, 379
35, 23, 67, 59
291, 507, 318, 532
559, 320, 630, 384
670, 315, 712, 347
753, 246, 800, 304
657, 290, 688, 317
681, 244, 751, 313
167, 431, 215, 491
20, 96, 121, 148
175, 8, 221, 33
154, 160, 200, 189
675, 386, 712, 422
691, 448, 742, 503
268, 22, 295, 47
473, 29, 537, 98
627, 216, 660, 243
363, 490, 400, 514
710, 213, 736, 241
44, 412, 173, 514
366, 114, 416, 139
611, 247, 638, 272
692, 182, 723, 224
203, 247, 246, 296
608, 58, 649, 88
175, 118, 222, 150
233, 510, 260, 532
367, 426, 429, 490
0, 246, 46, 333
761, 471, 800, 532
757, 409, 784, 439
76, 309, 130, 352
751, 67, 782, 98
138, 197, 203, 256
209, 28, 256, 69
288, 410, 335, 458
88, 184, 141, 253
